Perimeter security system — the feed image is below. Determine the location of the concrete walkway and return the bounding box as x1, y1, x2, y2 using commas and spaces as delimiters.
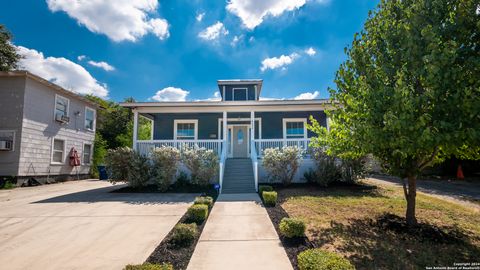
0, 180, 196, 270
187, 193, 292, 270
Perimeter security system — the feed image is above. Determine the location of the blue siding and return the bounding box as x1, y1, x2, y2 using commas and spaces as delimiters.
221, 85, 257, 101
152, 111, 326, 140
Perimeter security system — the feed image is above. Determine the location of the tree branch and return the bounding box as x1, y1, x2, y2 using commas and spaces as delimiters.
418, 146, 439, 171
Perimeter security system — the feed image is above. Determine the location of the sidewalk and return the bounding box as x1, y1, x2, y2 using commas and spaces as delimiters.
187, 193, 292, 270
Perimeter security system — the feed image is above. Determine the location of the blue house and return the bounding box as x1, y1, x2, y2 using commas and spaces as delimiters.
120, 80, 331, 193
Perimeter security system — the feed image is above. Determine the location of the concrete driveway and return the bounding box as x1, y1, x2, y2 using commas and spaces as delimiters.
0, 180, 196, 270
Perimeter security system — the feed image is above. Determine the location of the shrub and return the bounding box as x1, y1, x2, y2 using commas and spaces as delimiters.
279, 218, 306, 238
127, 151, 151, 189
312, 150, 341, 187
124, 263, 173, 270
181, 146, 219, 185
297, 249, 354, 270
262, 191, 277, 207
3, 181, 15, 189
186, 204, 209, 224
194, 196, 214, 208
151, 146, 180, 191
262, 146, 301, 186
259, 185, 273, 196
170, 223, 198, 247
340, 158, 367, 183
303, 169, 317, 184
105, 147, 133, 182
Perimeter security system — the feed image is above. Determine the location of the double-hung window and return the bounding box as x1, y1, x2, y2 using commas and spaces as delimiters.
85, 107, 95, 131
51, 138, 65, 164
174, 120, 198, 140
283, 118, 307, 139
55, 95, 69, 119
83, 143, 92, 165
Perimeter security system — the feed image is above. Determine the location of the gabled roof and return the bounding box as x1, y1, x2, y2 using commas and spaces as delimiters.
0, 70, 100, 109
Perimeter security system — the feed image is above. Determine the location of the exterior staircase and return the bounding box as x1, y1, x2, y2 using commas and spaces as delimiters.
222, 158, 256, 193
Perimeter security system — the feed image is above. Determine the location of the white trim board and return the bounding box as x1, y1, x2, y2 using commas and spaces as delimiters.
54, 94, 70, 120
217, 118, 261, 141
232, 87, 248, 101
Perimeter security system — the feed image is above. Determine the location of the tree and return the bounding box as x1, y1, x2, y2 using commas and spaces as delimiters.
0, 24, 21, 71
314, 0, 480, 226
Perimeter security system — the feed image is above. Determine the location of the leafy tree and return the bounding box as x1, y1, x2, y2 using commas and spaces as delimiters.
0, 24, 20, 71
311, 0, 480, 226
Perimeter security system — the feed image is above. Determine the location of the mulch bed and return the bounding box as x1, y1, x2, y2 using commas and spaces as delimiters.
111, 183, 219, 198
145, 199, 214, 270
263, 194, 315, 270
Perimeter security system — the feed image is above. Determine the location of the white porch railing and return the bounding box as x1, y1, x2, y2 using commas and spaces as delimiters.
250, 137, 259, 192
254, 138, 312, 157
136, 140, 223, 156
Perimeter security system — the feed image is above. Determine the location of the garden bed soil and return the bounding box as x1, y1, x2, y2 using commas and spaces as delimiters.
263, 194, 315, 270
145, 199, 214, 270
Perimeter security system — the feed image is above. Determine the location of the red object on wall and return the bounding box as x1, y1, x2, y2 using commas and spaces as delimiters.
69, 147, 81, 167
456, 164, 464, 180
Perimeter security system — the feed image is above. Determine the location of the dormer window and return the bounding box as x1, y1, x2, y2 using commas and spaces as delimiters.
233, 88, 247, 101
217, 80, 263, 102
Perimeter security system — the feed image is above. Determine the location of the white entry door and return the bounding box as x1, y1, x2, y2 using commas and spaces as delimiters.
231, 125, 249, 158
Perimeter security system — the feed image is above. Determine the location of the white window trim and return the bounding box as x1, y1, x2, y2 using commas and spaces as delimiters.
0, 129, 15, 151
84, 106, 96, 131
51, 138, 66, 165
282, 118, 307, 139
174, 119, 198, 140
82, 142, 93, 165
232, 88, 248, 101
217, 118, 262, 140
54, 94, 70, 120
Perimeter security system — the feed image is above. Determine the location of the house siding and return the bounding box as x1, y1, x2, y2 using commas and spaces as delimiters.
0, 77, 25, 176
150, 110, 326, 140
17, 78, 95, 177
222, 85, 256, 101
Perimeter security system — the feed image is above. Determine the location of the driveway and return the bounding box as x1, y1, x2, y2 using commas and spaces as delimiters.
0, 180, 196, 270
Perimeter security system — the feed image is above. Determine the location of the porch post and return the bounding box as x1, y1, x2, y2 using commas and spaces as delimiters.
222, 111, 227, 151
133, 110, 138, 151
250, 111, 255, 155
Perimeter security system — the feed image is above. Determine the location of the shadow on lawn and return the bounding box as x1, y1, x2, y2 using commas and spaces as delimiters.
312, 213, 480, 269
274, 183, 388, 200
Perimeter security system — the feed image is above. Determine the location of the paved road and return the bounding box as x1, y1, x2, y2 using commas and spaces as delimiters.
187, 193, 292, 270
0, 180, 196, 270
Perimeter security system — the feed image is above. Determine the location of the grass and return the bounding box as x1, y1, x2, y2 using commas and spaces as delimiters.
278, 183, 480, 269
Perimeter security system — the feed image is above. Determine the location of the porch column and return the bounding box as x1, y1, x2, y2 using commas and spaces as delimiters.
133, 110, 138, 151
222, 111, 227, 152
250, 111, 255, 155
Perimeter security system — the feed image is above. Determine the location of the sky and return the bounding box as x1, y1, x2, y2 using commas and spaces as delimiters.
1, 0, 379, 102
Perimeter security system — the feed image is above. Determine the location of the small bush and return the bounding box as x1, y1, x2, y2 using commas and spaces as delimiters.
151, 146, 180, 191
181, 147, 219, 185
105, 147, 134, 182
124, 263, 173, 270
2, 181, 15, 189
279, 218, 306, 238
170, 223, 198, 247
262, 191, 277, 207
297, 249, 354, 270
262, 146, 301, 186
175, 171, 190, 186
303, 169, 317, 183
186, 204, 209, 224
258, 185, 273, 196
194, 196, 214, 208
127, 151, 151, 189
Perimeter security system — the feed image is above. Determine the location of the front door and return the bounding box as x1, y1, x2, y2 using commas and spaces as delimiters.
232, 126, 249, 158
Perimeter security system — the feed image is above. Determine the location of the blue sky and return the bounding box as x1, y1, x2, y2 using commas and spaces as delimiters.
1, 0, 378, 102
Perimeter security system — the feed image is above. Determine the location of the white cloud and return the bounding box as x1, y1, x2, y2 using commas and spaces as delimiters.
294, 91, 319, 100
198, 22, 229, 41
226, 0, 306, 29
46, 0, 169, 42
77, 55, 86, 61
196, 91, 222, 101
151, 87, 189, 101
305, 47, 316, 56
196, 12, 205, 22
260, 53, 299, 72
87, 60, 115, 72
16, 46, 108, 98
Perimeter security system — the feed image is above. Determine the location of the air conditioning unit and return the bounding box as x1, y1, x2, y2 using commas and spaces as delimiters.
55, 113, 70, 123
0, 140, 13, 151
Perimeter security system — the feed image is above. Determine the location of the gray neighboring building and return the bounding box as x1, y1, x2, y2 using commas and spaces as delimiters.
121, 79, 332, 193
0, 71, 98, 182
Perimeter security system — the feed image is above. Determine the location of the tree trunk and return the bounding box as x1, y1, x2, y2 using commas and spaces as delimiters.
405, 175, 417, 226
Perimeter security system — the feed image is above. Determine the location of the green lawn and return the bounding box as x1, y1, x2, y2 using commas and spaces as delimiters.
278, 183, 480, 269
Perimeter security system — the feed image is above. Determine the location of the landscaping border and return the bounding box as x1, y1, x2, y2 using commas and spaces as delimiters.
144, 196, 216, 270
